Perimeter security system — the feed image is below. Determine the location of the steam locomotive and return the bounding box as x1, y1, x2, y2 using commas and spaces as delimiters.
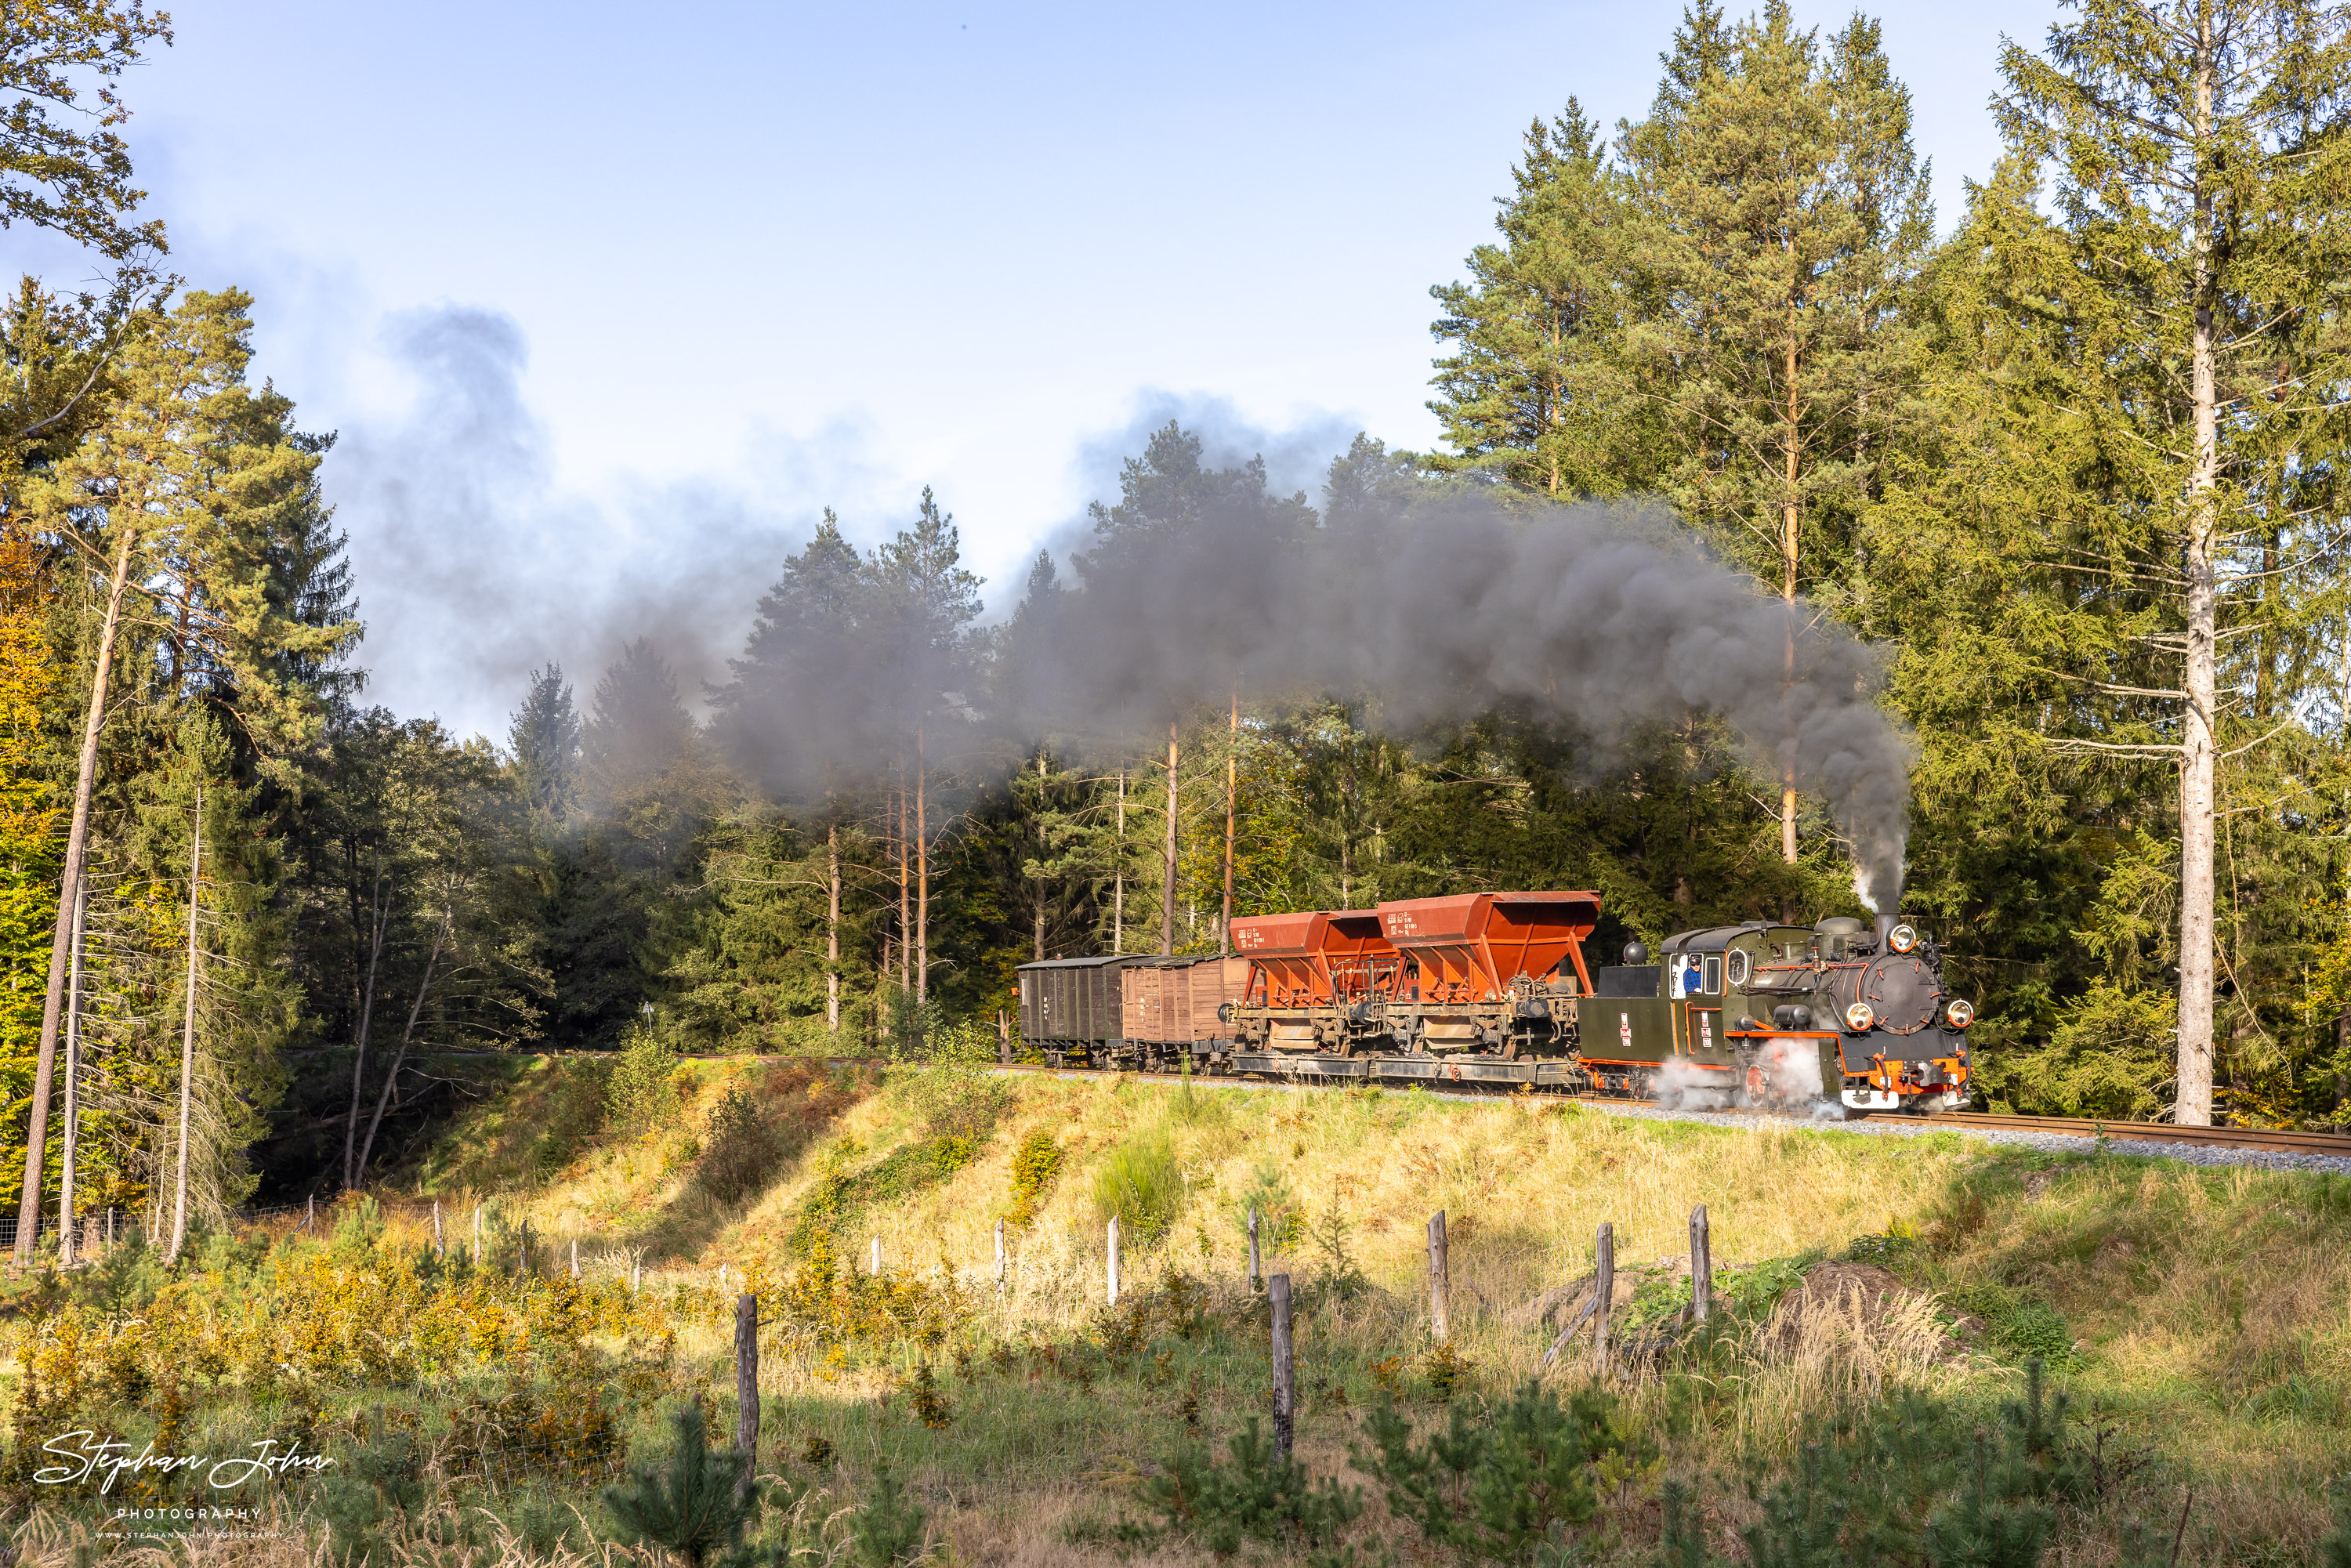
1015, 891, 1972, 1115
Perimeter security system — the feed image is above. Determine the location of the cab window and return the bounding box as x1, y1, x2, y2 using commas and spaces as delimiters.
1703, 956, 1722, 994
1725, 949, 1750, 988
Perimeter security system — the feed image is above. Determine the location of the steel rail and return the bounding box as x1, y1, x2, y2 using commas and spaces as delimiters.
1865, 1109, 2351, 1155
991, 1061, 2351, 1156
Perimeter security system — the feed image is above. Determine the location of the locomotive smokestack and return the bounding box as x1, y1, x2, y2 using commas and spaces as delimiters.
1875, 912, 1896, 947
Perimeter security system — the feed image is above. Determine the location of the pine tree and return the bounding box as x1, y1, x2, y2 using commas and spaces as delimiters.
14, 288, 357, 1256
1615, 1, 1933, 867
1427, 101, 1646, 496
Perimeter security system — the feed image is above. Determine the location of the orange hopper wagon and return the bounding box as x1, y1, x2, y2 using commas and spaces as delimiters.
1228, 910, 1399, 1052
1375, 891, 1599, 1055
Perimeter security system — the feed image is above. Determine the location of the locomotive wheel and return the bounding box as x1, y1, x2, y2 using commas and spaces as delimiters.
1744, 1066, 1766, 1102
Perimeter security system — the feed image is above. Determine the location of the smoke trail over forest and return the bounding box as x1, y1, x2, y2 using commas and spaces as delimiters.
1012, 494, 1914, 910
719, 458, 1914, 909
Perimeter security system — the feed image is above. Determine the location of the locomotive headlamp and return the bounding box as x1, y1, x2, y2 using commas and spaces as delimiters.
1889, 924, 1918, 953
1844, 1001, 1876, 1032
1946, 999, 1975, 1030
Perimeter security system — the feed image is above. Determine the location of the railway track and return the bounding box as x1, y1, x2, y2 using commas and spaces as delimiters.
993, 1061, 2351, 1158
1865, 1108, 2351, 1157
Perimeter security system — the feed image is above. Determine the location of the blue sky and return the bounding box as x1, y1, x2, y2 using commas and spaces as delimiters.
30, 0, 2062, 739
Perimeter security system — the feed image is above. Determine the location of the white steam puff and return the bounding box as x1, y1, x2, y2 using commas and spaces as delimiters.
1751, 1036, 1841, 1116
1652, 1057, 1736, 1111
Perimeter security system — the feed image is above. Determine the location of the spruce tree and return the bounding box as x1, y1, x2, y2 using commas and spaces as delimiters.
1889, 0, 2351, 1125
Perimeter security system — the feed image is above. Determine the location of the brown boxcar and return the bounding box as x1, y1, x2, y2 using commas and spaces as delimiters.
1121, 955, 1249, 1064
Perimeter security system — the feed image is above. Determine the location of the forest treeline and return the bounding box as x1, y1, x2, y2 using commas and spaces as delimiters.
2, 0, 2349, 1237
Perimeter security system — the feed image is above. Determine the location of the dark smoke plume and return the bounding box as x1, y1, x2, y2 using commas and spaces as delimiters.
1005, 491, 1915, 910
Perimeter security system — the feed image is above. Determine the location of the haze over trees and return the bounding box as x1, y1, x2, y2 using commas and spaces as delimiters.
0, 0, 2342, 1246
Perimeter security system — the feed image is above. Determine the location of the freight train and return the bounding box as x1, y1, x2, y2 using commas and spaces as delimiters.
1014, 891, 1972, 1115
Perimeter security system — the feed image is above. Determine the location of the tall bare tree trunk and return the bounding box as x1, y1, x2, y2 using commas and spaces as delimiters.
19, 528, 136, 1263
2176, 17, 2221, 1128
1162, 722, 1179, 955
343, 849, 388, 1190
1113, 770, 1125, 955
1780, 329, 1802, 867
1032, 754, 1046, 961
916, 725, 928, 1005
58, 872, 85, 1266
168, 784, 202, 1263
826, 819, 840, 1034
1223, 693, 1237, 954
355, 906, 450, 1183
895, 772, 910, 996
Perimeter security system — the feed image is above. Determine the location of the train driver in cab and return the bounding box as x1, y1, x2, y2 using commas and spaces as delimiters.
1673, 954, 1704, 998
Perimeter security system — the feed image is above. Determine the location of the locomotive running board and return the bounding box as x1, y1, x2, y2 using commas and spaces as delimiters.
1226, 1052, 1580, 1087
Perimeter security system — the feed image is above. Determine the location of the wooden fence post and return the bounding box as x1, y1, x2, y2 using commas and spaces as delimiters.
1689, 1204, 1711, 1327
632, 1258, 642, 1292
433, 1200, 444, 1259
1428, 1211, 1451, 1342
520, 1219, 531, 1280
571, 1238, 580, 1280
1107, 1216, 1121, 1306
998, 1009, 1010, 1065
306, 1195, 315, 1233
871, 1236, 881, 1275
473, 1204, 483, 1266
994, 1219, 1006, 1295
1270, 1273, 1295, 1461
735, 1292, 760, 1499
1593, 1222, 1615, 1376
1248, 1206, 1262, 1292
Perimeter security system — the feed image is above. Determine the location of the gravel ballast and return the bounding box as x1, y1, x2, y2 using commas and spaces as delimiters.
1014, 1068, 2351, 1176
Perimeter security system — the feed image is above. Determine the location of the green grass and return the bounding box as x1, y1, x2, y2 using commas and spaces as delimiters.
9, 1074, 2346, 1565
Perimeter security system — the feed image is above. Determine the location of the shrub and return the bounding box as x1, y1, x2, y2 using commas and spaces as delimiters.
696, 1088, 786, 1204
851, 1469, 930, 1566
1007, 1131, 1063, 1226
329, 1195, 385, 1260
609, 1027, 683, 1135
602, 1403, 757, 1568
894, 1061, 1010, 1141
1093, 1130, 1183, 1236
1306, 1190, 1367, 1301
1358, 1381, 1636, 1560
1147, 1416, 1363, 1560
1722, 1363, 2096, 1568
1233, 1161, 1302, 1251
